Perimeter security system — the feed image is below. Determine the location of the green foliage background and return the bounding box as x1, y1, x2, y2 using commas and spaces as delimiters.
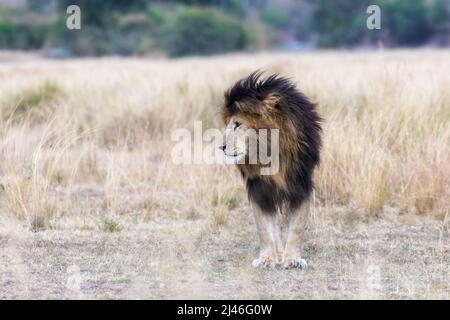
0, 0, 448, 57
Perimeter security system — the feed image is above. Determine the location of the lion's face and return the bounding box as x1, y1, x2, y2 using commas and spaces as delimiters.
221, 116, 251, 164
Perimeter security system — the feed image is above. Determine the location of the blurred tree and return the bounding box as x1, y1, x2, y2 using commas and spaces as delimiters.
56, 0, 148, 27
427, 0, 449, 33
0, 19, 51, 50
381, 0, 432, 45
309, 0, 372, 47
27, 0, 56, 14
260, 10, 291, 31
171, 0, 248, 17
147, 5, 166, 25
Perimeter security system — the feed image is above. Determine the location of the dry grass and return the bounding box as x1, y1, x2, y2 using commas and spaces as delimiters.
1, 50, 449, 227
0, 50, 449, 299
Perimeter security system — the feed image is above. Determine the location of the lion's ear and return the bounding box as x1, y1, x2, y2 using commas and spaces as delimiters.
234, 101, 263, 115
262, 94, 281, 109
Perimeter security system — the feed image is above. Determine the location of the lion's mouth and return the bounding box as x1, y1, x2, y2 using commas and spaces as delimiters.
225, 152, 242, 157
224, 152, 245, 164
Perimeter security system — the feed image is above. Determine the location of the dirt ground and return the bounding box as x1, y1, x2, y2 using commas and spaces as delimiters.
1, 205, 448, 299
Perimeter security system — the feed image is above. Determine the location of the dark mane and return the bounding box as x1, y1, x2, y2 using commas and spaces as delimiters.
224, 71, 296, 114
222, 71, 322, 213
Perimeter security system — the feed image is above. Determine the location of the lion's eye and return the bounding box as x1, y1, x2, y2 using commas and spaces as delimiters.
234, 122, 241, 130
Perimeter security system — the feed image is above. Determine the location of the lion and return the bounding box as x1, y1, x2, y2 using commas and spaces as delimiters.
220, 71, 322, 269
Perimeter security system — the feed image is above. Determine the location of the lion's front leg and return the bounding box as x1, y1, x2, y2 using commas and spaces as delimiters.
282, 201, 309, 269
251, 206, 282, 268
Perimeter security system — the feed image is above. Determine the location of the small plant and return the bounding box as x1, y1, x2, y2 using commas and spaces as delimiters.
50, 170, 65, 185
30, 215, 47, 232
202, 206, 228, 235
415, 195, 435, 215
102, 218, 122, 233
186, 207, 199, 220
225, 196, 240, 210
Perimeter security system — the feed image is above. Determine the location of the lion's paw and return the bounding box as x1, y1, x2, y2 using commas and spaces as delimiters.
251, 255, 279, 268
282, 257, 307, 269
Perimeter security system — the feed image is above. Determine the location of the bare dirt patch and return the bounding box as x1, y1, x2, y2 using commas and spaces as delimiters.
1, 208, 448, 299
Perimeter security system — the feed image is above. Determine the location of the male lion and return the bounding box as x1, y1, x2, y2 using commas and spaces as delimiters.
220, 72, 322, 269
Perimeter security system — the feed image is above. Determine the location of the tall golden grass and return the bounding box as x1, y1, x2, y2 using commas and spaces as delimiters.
0, 50, 449, 230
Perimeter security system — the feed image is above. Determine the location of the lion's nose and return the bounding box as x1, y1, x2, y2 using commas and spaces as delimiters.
219, 144, 226, 152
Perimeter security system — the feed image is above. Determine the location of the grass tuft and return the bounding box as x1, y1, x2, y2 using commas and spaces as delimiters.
1, 80, 64, 123
101, 218, 122, 233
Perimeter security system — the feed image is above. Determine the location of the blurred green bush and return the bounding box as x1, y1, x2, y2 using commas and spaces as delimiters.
161, 7, 249, 57
0, 20, 50, 50
381, 0, 431, 45
260, 10, 291, 31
